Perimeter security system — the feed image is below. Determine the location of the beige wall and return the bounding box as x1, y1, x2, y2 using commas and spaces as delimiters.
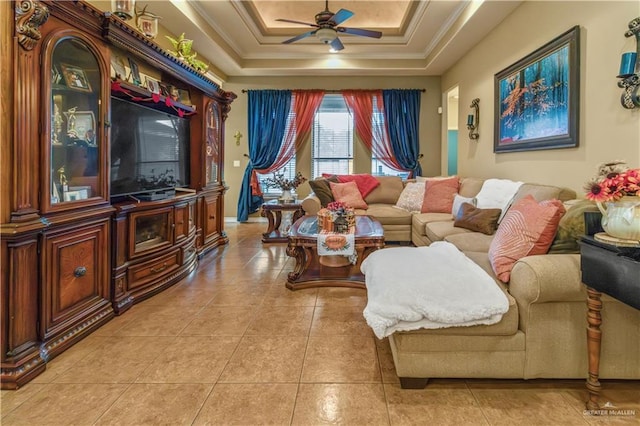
222, 76, 442, 218
442, 1, 640, 195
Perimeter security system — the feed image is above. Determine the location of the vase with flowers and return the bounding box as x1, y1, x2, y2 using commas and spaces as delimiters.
263, 170, 307, 202
584, 160, 640, 241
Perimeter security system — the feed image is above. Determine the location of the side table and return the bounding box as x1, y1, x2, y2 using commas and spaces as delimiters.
260, 199, 305, 243
579, 234, 640, 410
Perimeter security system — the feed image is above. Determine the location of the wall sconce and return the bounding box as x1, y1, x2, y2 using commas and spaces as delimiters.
618, 17, 640, 109
466, 98, 480, 140
111, 0, 136, 20
135, 5, 161, 39
234, 131, 243, 146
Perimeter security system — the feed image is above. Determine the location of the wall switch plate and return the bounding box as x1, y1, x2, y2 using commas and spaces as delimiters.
233, 160, 240, 167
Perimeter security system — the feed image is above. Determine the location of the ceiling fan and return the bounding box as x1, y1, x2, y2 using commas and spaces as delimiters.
276, 1, 382, 51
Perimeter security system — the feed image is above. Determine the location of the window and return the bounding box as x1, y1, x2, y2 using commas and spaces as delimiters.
312, 95, 353, 178
257, 157, 296, 196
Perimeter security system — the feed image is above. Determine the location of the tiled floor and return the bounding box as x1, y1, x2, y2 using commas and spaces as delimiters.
1, 222, 639, 425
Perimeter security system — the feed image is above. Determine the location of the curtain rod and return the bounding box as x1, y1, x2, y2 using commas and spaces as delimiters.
240, 88, 425, 93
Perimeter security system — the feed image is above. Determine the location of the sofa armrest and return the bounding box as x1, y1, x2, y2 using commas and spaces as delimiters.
301, 194, 321, 215
508, 254, 585, 304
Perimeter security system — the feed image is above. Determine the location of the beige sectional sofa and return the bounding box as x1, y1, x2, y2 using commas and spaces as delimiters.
302, 175, 640, 388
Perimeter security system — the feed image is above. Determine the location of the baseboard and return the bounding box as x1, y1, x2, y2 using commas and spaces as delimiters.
224, 217, 267, 223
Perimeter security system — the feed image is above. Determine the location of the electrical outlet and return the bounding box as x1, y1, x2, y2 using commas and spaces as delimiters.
233, 160, 240, 167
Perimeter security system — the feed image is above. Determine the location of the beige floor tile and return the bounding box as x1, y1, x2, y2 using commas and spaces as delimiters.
218, 335, 307, 383
245, 306, 314, 336
263, 284, 318, 306
141, 285, 219, 307
375, 337, 400, 385
30, 335, 106, 384
193, 383, 297, 425
209, 285, 268, 306
114, 309, 202, 336
384, 384, 488, 425
52, 336, 171, 383
316, 287, 368, 307
0, 384, 46, 418
90, 312, 135, 337
135, 335, 241, 383
302, 335, 380, 383
180, 305, 257, 336
310, 305, 373, 336
471, 388, 590, 425
1, 384, 126, 425
292, 383, 389, 425
94, 383, 212, 426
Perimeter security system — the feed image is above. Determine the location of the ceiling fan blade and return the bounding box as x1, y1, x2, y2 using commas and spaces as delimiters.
282, 30, 318, 44
330, 37, 344, 51
338, 27, 382, 39
330, 8, 354, 25
275, 18, 319, 28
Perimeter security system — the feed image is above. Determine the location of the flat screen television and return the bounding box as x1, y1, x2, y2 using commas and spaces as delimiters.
110, 97, 190, 199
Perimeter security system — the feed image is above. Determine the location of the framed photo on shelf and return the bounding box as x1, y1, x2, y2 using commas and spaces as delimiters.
145, 77, 161, 94
65, 110, 96, 143
159, 82, 170, 97
177, 88, 192, 105
111, 55, 127, 81
68, 186, 91, 198
60, 63, 91, 92
63, 189, 87, 202
494, 26, 580, 153
127, 57, 141, 85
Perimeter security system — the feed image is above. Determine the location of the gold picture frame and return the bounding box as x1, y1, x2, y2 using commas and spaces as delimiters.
60, 63, 91, 92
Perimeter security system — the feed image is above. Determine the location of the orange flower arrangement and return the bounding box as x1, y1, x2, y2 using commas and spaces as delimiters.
584, 161, 640, 202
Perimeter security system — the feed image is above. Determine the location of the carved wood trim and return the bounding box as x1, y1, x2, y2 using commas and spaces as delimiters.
15, 0, 49, 51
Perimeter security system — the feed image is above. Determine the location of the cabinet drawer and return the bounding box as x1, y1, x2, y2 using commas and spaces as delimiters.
204, 198, 218, 237
128, 250, 180, 290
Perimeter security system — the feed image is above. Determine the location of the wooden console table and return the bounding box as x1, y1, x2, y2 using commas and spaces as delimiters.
260, 199, 305, 243
579, 235, 640, 410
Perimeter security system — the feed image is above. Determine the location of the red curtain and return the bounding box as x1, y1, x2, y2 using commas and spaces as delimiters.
262, 90, 325, 173
342, 90, 405, 172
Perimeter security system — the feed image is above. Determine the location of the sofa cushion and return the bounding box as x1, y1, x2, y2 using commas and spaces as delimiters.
308, 176, 338, 207
330, 181, 368, 209
445, 232, 494, 253
421, 176, 460, 213
489, 196, 566, 282
334, 173, 380, 198
549, 199, 600, 254
453, 203, 502, 235
394, 181, 425, 212
513, 183, 577, 203
412, 212, 454, 237
425, 220, 473, 242
365, 176, 404, 204
459, 177, 485, 198
366, 204, 413, 225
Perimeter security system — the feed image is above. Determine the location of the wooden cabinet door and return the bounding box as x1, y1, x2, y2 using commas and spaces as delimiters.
41, 220, 112, 346
204, 197, 219, 240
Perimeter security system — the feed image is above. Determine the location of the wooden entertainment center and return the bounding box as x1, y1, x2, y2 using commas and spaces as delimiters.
0, 0, 236, 389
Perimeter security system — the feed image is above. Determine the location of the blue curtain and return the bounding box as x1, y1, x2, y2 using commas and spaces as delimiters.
237, 90, 292, 222
382, 89, 422, 177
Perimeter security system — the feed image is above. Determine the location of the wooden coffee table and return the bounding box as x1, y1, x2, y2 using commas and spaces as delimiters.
286, 215, 385, 290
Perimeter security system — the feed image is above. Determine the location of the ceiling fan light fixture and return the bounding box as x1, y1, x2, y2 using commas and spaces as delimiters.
316, 27, 337, 44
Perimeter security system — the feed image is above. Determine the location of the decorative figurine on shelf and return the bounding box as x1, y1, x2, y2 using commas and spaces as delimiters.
64, 106, 79, 141
58, 166, 68, 193
134, 5, 161, 39
52, 103, 63, 145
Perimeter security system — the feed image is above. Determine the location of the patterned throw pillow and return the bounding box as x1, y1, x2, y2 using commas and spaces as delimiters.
489, 195, 566, 282
330, 181, 368, 209
451, 194, 477, 216
394, 182, 426, 212
421, 176, 460, 213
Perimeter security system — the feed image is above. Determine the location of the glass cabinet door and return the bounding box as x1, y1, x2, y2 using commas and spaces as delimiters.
49, 37, 102, 205
205, 101, 221, 185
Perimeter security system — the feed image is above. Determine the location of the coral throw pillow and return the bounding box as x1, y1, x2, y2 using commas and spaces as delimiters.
394, 182, 426, 212
489, 195, 566, 282
330, 181, 368, 209
421, 177, 460, 213
331, 174, 380, 198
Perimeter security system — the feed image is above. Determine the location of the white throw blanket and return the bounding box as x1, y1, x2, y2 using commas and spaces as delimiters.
361, 242, 509, 339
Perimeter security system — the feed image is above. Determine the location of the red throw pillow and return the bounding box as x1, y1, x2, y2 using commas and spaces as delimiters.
488, 195, 566, 282
329, 181, 368, 209
421, 177, 460, 213
326, 174, 380, 198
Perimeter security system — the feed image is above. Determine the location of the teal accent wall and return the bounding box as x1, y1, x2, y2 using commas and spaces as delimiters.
447, 130, 458, 175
